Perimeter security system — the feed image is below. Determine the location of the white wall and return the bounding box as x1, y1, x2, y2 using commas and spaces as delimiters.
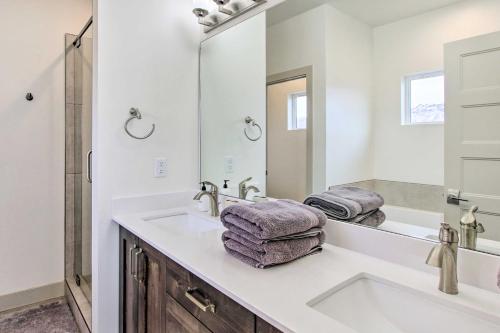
267, 6, 327, 193
0, 0, 91, 297
325, 5, 373, 186
201, 13, 267, 197
372, 0, 500, 186
93, 0, 200, 331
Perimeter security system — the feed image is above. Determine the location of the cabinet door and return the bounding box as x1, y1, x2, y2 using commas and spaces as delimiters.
166, 294, 212, 333
256, 317, 283, 333
120, 227, 140, 333
137, 240, 167, 333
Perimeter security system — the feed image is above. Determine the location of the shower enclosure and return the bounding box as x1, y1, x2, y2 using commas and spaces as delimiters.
65, 17, 93, 332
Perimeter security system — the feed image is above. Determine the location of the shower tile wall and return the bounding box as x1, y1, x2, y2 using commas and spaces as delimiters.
64, 33, 92, 332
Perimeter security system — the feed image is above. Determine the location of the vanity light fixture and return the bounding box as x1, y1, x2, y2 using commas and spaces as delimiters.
213, 0, 234, 15
193, 0, 266, 32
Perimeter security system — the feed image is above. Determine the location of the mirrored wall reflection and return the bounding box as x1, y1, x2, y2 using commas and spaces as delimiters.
199, 0, 500, 257
65, 26, 92, 330
200, 12, 267, 200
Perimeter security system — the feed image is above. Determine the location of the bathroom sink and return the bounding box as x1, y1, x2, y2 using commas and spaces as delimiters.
143, 211, 221, 234
307, 274, 500, 333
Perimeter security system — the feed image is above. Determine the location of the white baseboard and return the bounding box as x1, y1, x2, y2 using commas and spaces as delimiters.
0, 282, 64, 313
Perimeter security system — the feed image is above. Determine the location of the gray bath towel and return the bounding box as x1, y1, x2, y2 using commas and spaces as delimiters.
304, 186, 384, 220
354, 209, 386, 228
220, 200, 327, 240
222, 230, 324, 269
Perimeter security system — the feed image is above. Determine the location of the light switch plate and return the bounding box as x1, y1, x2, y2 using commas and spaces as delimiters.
154, 158, 167, 178
224, 156, 234, 174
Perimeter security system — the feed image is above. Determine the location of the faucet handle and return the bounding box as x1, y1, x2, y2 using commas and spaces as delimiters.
239, 177, 252, 185
203, 181, 219, 193
439, 223, 459, 244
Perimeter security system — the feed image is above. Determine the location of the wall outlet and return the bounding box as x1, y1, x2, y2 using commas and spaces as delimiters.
224, 156, 234, 174
154, 158, 167, 178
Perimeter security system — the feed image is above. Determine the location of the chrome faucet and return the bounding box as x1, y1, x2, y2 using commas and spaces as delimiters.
193, 181, 220, 217
459, 206, 485, 250
426, 223, 459, 295
238, 177, 260, 200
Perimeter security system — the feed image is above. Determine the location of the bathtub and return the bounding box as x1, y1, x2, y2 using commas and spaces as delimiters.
378, 205, 500, 256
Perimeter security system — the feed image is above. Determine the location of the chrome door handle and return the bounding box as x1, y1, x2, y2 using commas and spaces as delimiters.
86, 150, 93, 183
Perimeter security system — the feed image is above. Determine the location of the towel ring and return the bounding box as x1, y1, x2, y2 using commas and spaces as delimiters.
244, 116, 262, 142
124, 108, 155, 140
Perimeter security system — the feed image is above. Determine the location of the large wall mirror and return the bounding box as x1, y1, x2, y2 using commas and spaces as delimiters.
200, 0, 500, 256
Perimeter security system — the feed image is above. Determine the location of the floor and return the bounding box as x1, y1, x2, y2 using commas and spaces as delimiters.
0, 298, 79, 333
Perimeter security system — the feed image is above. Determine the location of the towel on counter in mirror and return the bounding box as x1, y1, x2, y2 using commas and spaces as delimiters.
303, 186, 384, 220
222, 230, 325, 269
220, 199, 327, 240
354, 209, 386, 228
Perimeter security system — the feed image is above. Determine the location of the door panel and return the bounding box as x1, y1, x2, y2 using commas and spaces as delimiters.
444, 31, 500, 241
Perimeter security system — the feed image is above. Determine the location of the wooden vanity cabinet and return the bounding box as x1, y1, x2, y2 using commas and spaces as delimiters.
120, 227, 282, 333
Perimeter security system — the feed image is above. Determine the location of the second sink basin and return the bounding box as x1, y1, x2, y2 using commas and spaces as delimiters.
143, 210, 221, 234
308, 274, 500, 333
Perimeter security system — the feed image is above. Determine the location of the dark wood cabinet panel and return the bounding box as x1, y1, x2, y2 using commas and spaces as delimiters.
166, 257, 255, 333
138, 240, 167, 333
256, 317, 283, 333
166, 294, 212, 333
120, 227, 283, 333
120, 228, 139, 333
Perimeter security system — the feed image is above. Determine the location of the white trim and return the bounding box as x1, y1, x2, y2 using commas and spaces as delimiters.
0, 282, 64, 313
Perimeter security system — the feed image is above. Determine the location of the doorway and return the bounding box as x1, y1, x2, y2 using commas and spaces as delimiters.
267, 69, 312, 202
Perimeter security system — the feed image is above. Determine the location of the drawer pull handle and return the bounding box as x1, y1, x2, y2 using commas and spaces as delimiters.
185, 287, 216, 313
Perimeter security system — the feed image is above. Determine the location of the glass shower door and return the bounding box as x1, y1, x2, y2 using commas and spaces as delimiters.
74, 26, 93, 303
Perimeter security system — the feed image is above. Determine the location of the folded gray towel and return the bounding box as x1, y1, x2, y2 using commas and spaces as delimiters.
304, 186, 384, 220
220, 200, 327, 240
224, 222, 324, 245
354, 209, 386, 228
222, 230, 324, 269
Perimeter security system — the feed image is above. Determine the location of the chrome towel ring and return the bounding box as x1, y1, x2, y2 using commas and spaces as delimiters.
244, 116, 262, 142
124, 108, 155, 140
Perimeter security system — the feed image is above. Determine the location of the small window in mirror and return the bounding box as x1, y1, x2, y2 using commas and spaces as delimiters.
288, 92, 307, 130
402, 71, 444, 125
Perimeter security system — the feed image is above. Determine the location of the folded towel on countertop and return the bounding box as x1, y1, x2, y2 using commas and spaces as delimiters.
354, 209, 386, 228
303, 186, 384, 220
221, 199, 327, 240
222, 230, 324, 269
224, 222, 324, 245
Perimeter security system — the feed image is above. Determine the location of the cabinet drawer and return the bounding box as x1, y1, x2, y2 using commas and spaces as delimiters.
166, 258, 255, 333
166, 294, 212, 333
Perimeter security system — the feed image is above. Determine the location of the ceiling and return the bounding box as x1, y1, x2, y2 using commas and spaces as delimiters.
267, 0, 465, 27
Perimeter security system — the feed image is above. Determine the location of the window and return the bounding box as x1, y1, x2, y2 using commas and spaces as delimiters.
402, 71, 444, 125
288, 92, 307, 130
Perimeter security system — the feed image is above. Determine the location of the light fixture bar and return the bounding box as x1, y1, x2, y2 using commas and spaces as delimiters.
192, 0, 267, 33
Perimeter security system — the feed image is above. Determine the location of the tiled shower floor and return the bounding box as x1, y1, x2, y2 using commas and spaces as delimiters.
0, 298, 79, 333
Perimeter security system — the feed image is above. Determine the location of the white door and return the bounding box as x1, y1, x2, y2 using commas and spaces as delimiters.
444, 31, 500, 241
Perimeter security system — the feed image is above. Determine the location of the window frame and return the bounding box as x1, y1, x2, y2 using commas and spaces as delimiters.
402, 70, 445, 126
288, 91, 307, 131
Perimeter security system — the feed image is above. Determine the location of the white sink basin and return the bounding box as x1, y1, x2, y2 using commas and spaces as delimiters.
308, 274, 500, 333
143, 210, 221, 234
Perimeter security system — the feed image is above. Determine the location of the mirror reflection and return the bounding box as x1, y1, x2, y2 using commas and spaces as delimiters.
200, 0, 500, 256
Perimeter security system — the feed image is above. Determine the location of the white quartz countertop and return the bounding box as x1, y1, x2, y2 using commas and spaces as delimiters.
113, 205, 500, 333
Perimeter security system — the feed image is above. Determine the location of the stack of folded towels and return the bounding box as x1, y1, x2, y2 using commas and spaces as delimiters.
303, 186, 386, 227
221, 200, 327, 269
